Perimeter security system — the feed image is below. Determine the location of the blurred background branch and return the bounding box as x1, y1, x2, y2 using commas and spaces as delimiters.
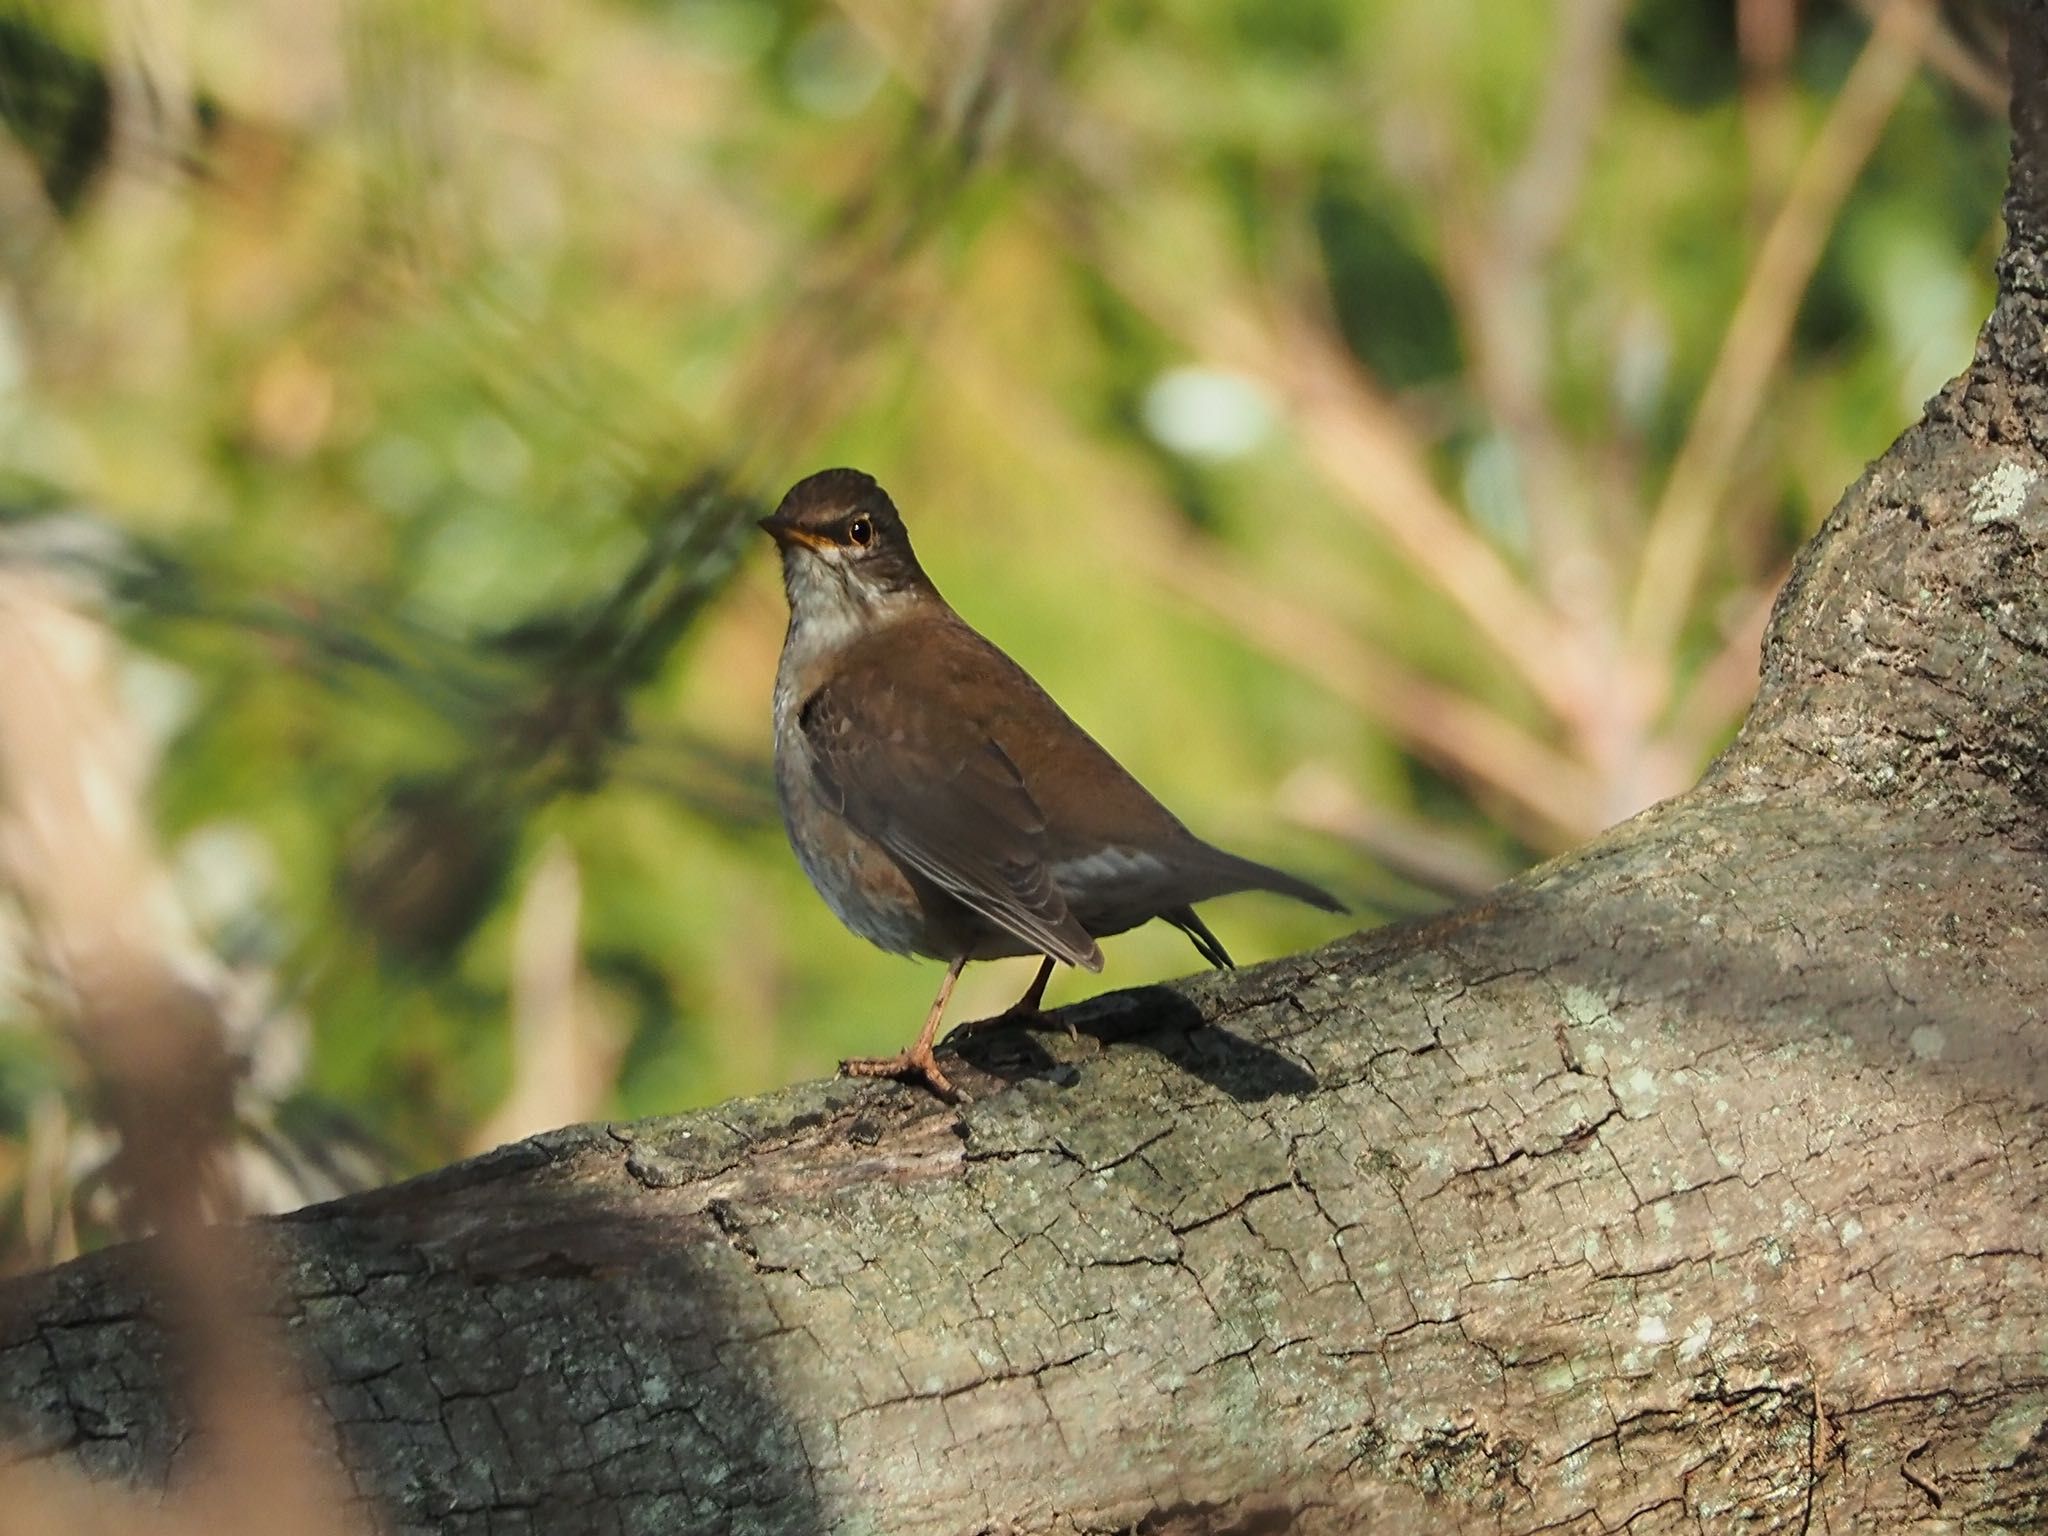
0, 571, 362, 1534
0, 0, 2009, 1275
1629, 0, 1937, 667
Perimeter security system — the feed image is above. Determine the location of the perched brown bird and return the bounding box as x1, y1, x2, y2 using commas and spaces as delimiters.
763, 468, 1344, 1099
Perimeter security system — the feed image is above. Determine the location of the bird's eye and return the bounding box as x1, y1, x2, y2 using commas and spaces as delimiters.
846, 517, 873, 547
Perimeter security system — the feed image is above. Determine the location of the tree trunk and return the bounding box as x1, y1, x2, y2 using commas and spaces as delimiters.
6, 14, 2048, 1536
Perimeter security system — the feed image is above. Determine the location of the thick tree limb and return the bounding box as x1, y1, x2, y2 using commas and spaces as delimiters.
5, 9, 2048, 1533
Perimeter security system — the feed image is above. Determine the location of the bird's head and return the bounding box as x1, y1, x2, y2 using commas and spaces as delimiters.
759, 469, 934, 632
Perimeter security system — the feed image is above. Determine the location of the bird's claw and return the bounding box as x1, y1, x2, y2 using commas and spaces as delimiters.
944, 1003, 1040, 1043
838, 1043, 969, 1103
945, 1003, 1078, 1045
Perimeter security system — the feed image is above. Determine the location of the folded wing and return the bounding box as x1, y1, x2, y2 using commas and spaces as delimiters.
799, 675, 1105, 972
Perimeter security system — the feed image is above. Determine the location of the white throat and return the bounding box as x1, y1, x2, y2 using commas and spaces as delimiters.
775, 551, 923, 678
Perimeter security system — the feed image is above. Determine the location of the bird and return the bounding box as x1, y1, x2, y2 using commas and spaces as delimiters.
762, 467, 1345, 1100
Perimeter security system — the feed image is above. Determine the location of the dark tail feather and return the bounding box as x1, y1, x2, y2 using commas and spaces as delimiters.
1204, 848, 1348, 915
1166, 906, 1235, 970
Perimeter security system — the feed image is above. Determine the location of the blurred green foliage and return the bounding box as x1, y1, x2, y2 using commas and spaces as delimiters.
0, 0, 2007, 1258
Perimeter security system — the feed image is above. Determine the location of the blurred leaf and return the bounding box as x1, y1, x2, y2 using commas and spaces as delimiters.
0, 12, 111, 214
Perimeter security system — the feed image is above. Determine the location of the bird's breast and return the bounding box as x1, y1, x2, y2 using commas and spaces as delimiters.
772, 649, 934, 959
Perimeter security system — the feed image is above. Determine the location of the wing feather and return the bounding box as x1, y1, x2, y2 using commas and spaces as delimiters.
799, 678, 1104, 970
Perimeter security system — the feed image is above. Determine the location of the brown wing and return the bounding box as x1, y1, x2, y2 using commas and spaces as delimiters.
798, 667, 1105, 972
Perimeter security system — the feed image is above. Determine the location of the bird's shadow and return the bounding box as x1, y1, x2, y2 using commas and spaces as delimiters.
946, 984, 1317, 1104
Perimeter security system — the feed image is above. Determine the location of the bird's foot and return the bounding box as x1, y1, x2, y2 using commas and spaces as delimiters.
839, 1042, 968, 1103
944, 1002, 1076, 1044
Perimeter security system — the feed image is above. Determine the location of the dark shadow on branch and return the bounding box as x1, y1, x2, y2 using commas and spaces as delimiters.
2, 1165, 836, 1536
950, 983, 1319, 1102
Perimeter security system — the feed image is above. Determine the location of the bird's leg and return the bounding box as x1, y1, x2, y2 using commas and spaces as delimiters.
1011, 954, 1056, 1015
944, 955, 1076, 1042
840, 955, 969, 1101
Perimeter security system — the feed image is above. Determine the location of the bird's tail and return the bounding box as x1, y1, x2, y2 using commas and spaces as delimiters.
1161, 848, 1345, 971
1197, 846, 1348, 915
1165, 906, 1235, 970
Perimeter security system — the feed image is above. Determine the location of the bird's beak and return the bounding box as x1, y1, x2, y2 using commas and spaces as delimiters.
757, 514, 829, 552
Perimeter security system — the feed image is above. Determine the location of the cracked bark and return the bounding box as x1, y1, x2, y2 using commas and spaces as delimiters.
6, 15, 2048, 1536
